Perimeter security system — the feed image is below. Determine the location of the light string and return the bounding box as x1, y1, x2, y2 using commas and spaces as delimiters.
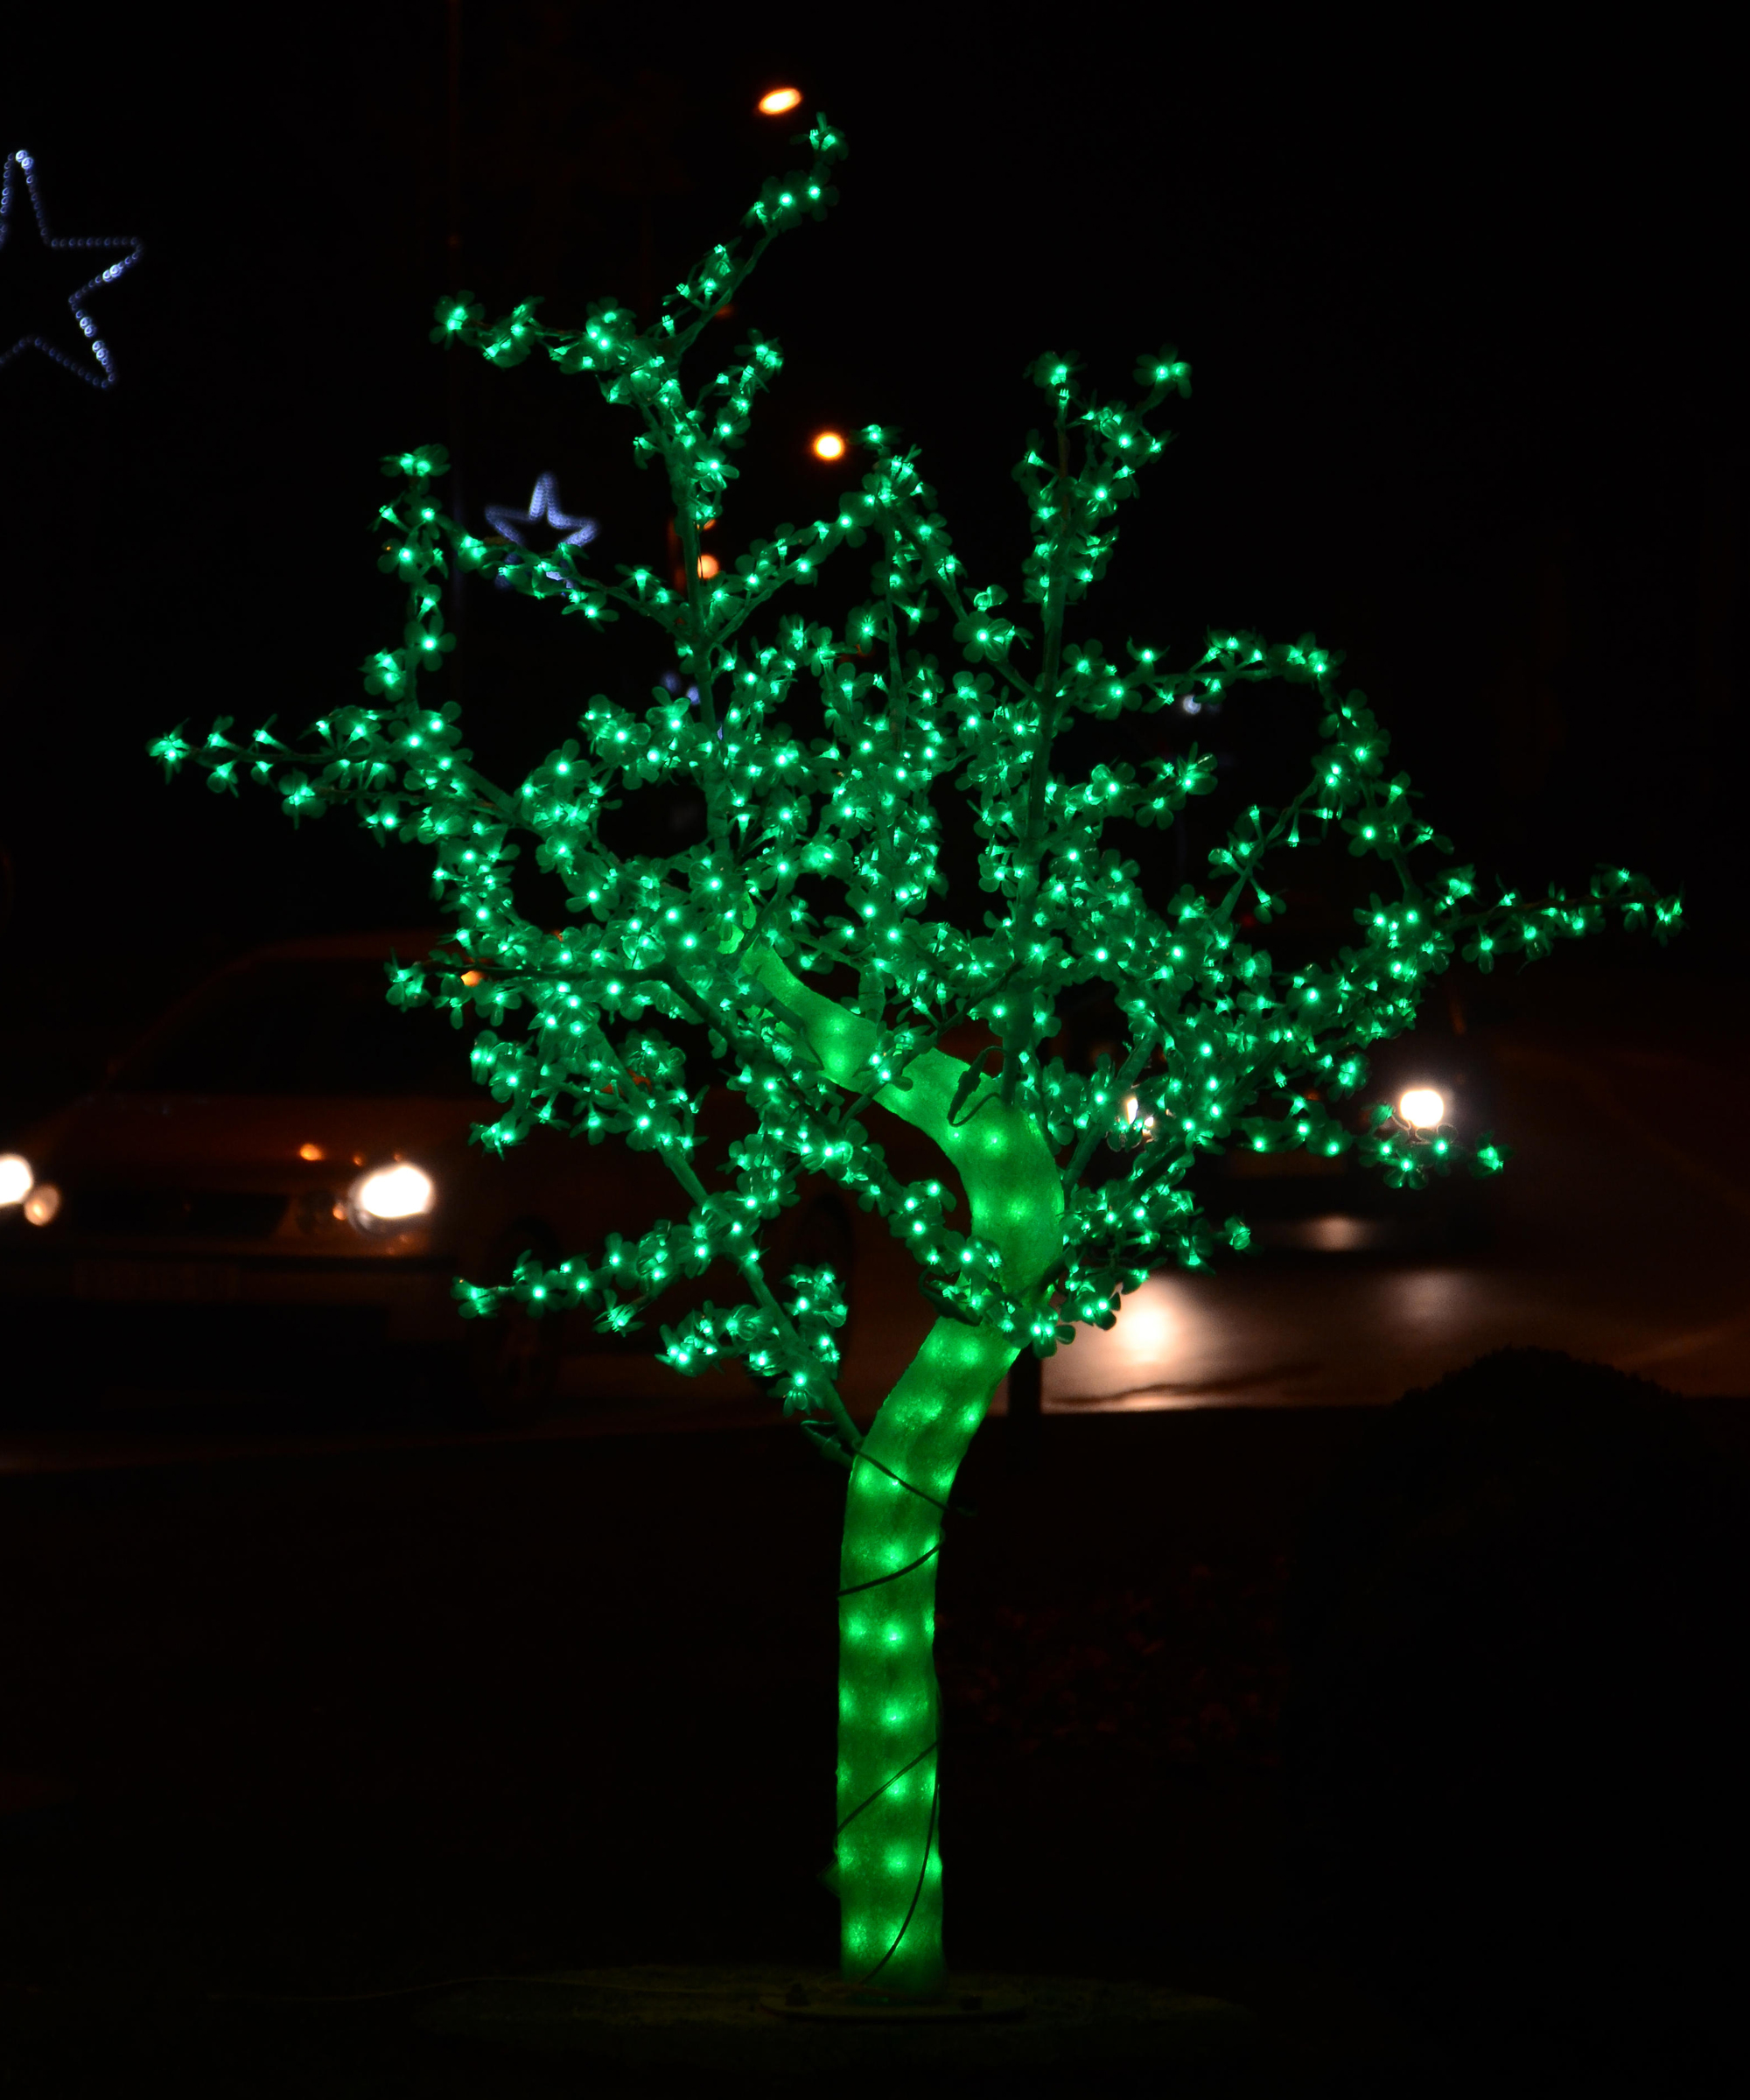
153, 109, 1678, 1998
844, 1446, 965, 1516
836, 1542, 941, 1597
1, 148, 142, 388
857, 1768, 940, 1989
834, 1737, 939, 1835
827, 1713, 944, 1995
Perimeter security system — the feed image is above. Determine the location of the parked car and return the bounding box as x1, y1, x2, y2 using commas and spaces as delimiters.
0, 930, 855, 1421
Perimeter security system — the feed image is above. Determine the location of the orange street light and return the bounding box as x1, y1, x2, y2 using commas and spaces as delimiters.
697, 553, 720, 578
758, 87, 803, 116
812, 430, 846, 461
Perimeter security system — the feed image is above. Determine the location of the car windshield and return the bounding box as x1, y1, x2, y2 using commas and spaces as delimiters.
110, 958, 480, 1098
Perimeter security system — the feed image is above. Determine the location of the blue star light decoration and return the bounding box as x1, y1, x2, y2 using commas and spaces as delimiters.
0, 149, 143, 388
483, 471, 598, 590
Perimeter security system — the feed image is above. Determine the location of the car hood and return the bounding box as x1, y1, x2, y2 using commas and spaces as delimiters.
26, 1091, 479, 1183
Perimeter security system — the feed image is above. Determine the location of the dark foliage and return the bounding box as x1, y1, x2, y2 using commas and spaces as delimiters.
1283, 1348, 1750, 2086
938, 1559, 1289, 1770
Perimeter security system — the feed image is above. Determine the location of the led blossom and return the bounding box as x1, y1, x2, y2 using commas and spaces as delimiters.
155, 113, 1677, 2002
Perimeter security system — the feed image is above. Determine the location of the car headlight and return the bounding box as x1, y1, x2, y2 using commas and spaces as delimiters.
1397, 1086, 1446, 1130
0, 1153, 32, 1207
348, 1163, 437, 1226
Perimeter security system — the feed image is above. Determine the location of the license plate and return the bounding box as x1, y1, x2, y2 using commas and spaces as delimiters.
74, 1259, 240, 1303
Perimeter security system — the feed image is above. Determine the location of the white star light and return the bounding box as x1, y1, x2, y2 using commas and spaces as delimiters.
0, 148, 144, 388
484, 472, 598, 550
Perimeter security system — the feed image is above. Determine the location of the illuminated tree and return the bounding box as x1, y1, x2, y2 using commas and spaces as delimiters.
153, 115, 1676, 2000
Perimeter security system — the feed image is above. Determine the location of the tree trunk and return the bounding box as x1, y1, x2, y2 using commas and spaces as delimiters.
835, 1317, 1018, 1996
733, 946, 1063, 1998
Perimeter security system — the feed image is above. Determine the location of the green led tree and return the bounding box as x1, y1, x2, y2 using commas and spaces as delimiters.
154, 116, 1676, 2001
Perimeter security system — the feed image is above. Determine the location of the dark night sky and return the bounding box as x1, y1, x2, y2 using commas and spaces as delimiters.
1, 8, 1741, 1074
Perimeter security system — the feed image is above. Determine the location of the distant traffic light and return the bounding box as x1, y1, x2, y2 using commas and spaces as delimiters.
758, 88, 803, 116
812, 430, 846, 461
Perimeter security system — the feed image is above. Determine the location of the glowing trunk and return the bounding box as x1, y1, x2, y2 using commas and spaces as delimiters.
834, 1317, 1019, 1995
738, 946, 1063, 1997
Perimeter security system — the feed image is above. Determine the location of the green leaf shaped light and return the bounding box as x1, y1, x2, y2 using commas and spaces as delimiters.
155, 114, 1677, 2000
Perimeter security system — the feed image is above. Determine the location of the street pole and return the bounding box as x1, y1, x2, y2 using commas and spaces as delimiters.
444, 0, 467, 704
1007, 1346, 1040, 1474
